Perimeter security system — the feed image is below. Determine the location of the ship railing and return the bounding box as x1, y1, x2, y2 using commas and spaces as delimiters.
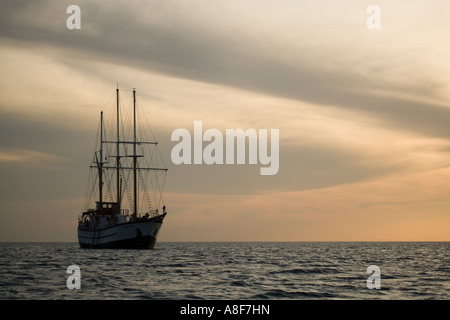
119, 210, 161, 222
149, 210, 161, 218
78, 209, 163, 229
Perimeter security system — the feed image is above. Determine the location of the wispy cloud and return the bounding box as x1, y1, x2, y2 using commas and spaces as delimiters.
1, 1, 450, 139
0, 149, 65, 165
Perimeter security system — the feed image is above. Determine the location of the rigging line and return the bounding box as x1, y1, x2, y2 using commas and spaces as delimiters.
137, 95, 162, 212
87, 169, 98, 210
105, 169, 114, 202
101, 91, 115, 115
136, 96, 155, 140
135, 97, 168, 177
146, 172, 155, 211
82, 167, 91, 211
122, 93, 137, 162
138, 171, 150, 215
158, 171, 167, 209
120, 167, 130, 207
82, 113, 102, 211
139, 100, 152, 145
102, 111, 112, 160
109, 169, 116, 202
117, 87, 134, 93
82, 169, 95, 211
136, 96, 165, 165
145, 172, 153, 212
123, 168, 133, 213
151, 171, 158, 211
151, 170, 164, 210
137, 163, 152, 212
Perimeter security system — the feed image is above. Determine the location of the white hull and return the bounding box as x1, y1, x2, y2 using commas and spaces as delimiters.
78, 214, 165, 249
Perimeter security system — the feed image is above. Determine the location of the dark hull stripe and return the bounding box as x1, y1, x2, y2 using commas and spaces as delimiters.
79, 235, 157, 249
78, 232, 118, 240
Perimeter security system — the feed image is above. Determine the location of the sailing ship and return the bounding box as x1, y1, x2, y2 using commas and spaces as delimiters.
78, 87, 168, 249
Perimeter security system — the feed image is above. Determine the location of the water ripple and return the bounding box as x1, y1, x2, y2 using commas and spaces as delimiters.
0, 242, 448, 300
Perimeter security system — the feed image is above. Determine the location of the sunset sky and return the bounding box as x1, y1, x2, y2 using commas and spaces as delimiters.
1, 0, 449, 242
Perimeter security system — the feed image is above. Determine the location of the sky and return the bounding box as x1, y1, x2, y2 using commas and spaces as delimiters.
0, 0, 449, 242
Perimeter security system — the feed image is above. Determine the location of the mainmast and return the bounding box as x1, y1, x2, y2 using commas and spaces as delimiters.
98, 111, 104, 208
133, 88, 138, 218
116, 86, 121, 210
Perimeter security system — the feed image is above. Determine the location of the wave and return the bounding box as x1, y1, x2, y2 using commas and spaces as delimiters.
268, 267, 340, 275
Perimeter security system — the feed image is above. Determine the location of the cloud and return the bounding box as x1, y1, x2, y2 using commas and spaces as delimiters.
1, 39, 449, 196
1, 0, 450, 140
0, 149, 65, 164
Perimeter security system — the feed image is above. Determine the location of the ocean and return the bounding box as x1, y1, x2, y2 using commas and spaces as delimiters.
0, 242, 448, 300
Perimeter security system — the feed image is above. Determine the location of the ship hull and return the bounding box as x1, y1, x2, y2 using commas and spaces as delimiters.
78, 215, 165, 249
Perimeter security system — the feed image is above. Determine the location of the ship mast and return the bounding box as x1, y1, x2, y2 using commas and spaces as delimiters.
99, 111, 104, 207
116, 86, 121, 211
133, 88, 138, 218
95, 87, 168, 217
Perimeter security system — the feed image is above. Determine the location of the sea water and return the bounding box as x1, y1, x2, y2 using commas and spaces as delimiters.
0, 242, 448, 300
